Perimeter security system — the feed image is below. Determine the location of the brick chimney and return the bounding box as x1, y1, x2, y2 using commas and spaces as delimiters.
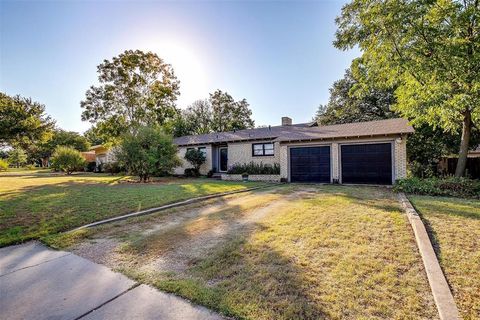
281, 117, 292, 126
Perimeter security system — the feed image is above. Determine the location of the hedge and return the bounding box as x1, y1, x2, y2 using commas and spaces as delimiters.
227, 162, 280, 175
394, 176, 480, 199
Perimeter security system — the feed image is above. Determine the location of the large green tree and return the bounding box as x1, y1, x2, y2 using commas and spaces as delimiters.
116, 126, 180, 182
32, 129, 90, 166
209, 90, 254, 132
315, 65, 470, 177
316, 67, 396, 124
8, 148, 27, 168
184, 99, 213, 135
167, 93, 255, 136
0, 93, 55, 148
81, 50, 180, 140
335, 0, 480, 176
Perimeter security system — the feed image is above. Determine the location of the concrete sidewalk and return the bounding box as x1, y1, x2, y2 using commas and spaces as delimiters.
0, 242, 224, 320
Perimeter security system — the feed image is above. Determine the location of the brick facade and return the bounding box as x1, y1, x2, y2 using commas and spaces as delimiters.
394, 136, 408, 180
227, 141, 280, 168
175, 134, 409, 183
221, 174, 281, 182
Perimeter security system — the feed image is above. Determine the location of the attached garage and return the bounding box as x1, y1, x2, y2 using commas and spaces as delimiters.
290, 146, 331, 183
341, 143, 393, 185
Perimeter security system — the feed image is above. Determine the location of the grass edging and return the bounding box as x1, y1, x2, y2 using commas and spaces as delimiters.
397, 192, 459, 320
69, 184, 277, 232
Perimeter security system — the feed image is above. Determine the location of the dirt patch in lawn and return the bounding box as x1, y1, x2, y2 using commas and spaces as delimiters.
69, 187, 291, 275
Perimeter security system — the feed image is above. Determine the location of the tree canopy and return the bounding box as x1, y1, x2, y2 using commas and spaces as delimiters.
335, 0, 480, 176
210, 90, 254, 132
0, 92, 55, 148
116, 126, 180, 182
315, 66, 396, 125
8, 148, 27, 168
314, 64, 476, 177
81, 50, 180, 141
167, 92, 255, 137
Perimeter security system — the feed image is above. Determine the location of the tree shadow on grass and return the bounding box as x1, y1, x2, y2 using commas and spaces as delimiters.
87, 190, 328, 319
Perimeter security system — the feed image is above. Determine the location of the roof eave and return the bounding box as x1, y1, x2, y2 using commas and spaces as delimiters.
277, 132, 412, 144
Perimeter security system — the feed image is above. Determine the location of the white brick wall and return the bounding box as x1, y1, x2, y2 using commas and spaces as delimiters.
221, 174, 281, 182
394, 136, 408, 180
280, 145, 288, 180
227, 141, 280, 169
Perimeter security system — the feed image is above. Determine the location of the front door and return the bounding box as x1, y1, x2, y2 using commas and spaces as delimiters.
219, 147, 228, 172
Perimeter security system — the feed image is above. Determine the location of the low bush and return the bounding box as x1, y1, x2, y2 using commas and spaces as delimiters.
104, 162, 124, 175
50, 146, 86, 175
85, 161, 96, 172
184, 168, 199, 177
0, 159, 8, 171
394, 176, 480, 199
227, 162, 280, 175
116, 126, 180, 182
185, 149, 206, 173
26, 164, 36, 170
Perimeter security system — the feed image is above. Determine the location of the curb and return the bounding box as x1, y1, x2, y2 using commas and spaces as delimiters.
69, 184, 278, 231
398, 193, 460, 320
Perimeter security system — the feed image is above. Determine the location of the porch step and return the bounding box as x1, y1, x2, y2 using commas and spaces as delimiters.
211, 173, 223, 179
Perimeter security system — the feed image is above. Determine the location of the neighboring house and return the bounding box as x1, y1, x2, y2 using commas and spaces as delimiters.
90, 145, 116, 168
173, 117, 414, 185
438, 145, 480, 179
80, 151, 96, 163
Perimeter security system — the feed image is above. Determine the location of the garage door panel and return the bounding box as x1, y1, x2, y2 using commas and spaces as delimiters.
290, 146, 330, 183
341, 143, 392, 185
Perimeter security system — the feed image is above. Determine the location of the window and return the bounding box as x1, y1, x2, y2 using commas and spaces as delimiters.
186, 147, 207, 158
198, 147, 207, 157
252, 143, 274, 156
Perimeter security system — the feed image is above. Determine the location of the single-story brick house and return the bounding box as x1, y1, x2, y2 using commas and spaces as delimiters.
173, 117, 414, 185
90, 145, 116, 168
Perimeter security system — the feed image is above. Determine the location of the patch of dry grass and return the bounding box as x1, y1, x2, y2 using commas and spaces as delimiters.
63, 185, 437, 319
409, 195, 480, 320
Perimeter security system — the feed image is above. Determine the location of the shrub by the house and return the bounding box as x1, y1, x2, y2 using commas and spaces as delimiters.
50, 146, 86, 175
227, 162, 280, 175
85, 161, 96, 172
116, 126, 180, 182
184, 149, 206, 176
103, 162, 124, 175
394, 177, 480, 199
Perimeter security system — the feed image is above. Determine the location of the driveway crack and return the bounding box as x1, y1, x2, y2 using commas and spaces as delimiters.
0, 252, 71, 278
74, 283, 141, 320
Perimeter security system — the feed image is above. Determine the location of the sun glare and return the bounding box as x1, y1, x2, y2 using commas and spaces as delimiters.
142, 41, 209, 108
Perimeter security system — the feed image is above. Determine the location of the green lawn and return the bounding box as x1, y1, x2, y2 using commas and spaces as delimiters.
409, 195, 480, 320
0, 171, 262, 247
54, 185, 437, 319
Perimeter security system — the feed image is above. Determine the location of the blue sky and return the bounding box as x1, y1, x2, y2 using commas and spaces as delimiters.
0, 0, 359, 133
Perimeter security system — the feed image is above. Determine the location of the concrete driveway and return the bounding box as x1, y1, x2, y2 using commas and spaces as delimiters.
0, 241, 224, 320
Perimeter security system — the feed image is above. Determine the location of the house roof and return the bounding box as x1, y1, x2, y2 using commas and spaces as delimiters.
173, 118, 414, 146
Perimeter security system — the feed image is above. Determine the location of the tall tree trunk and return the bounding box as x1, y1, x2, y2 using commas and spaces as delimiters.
455, 110, 472, 177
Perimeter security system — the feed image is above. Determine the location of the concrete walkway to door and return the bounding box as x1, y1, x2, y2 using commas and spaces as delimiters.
0, 241, 225, 320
